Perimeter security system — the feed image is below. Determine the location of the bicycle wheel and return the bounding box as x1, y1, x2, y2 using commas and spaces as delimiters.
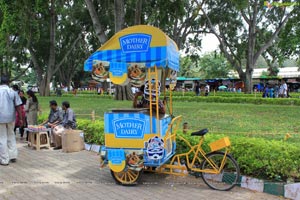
200, 152, 240, 191
110, 168, 142, 186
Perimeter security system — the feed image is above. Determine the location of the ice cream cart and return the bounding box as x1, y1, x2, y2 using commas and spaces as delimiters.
84, 25, 181, 184
84, 25, 240, 190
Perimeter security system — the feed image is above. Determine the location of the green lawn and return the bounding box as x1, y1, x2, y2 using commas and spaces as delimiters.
37, 95, 300, 143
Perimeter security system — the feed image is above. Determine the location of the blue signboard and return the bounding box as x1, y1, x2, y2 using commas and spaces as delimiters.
113, 118, 146, 138
119, 34, 151, 53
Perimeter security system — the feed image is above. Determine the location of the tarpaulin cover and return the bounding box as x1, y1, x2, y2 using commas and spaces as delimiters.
84, 25, 179, 72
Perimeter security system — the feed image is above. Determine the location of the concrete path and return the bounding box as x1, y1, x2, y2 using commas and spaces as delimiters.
0, 137, 286, 200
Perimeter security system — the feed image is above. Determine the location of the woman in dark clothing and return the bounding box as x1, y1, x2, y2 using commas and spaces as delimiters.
14, 90, 27, 138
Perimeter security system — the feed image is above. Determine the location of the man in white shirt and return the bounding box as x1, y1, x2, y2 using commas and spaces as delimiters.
0, 75, 23, 165
279, 80, 288, 98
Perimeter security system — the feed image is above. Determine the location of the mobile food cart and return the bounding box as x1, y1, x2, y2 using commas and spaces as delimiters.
84, 25, 240, 190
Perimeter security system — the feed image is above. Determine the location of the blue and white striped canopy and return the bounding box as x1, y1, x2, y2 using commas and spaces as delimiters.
84, 25, 180, 72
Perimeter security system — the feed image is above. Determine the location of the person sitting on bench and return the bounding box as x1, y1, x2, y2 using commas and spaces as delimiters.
53, 101, 76, 150
40, 100, 63, 146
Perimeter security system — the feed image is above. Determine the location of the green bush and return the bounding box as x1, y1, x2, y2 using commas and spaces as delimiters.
77, 119, 105, 145
37, 114, 48, 124
232, 136, 300, 181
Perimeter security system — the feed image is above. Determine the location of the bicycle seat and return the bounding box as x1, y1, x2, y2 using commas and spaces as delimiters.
191, 128, 208, 136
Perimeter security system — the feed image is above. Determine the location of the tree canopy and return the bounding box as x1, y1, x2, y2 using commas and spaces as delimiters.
1, 0, 300, 95
198, 0, 299, 92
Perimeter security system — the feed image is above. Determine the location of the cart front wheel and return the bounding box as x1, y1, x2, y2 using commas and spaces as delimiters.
111, 169, 142, 186
201, 152, 240, 191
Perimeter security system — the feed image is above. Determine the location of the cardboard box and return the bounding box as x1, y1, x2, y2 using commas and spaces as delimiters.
62, 130, 84, 153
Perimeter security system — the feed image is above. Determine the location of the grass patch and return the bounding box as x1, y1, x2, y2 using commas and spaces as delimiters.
37, 96, 300, 144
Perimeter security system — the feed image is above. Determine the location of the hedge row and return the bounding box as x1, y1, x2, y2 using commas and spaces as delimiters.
49, 93, 114, 99
46, 93, 300, 106
166, 91, 256, 97
171, 96, 300, 106
68, 118, 300, 182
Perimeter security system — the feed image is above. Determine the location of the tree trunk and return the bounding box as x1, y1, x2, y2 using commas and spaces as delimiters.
244, 67, 253, 93
114, 0, 125, 32
39, 75, 51, 96
115, 84, 133, 100
113, 0, 133, 100
134, 0, 143, 25
40, 0, 56, 96
84, 0, 108, 44
29, 47, 44, 92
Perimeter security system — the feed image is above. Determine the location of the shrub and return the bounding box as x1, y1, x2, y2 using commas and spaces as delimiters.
77, 119, 104, 144
38, 113, 48, 124
231, 136, 300, 181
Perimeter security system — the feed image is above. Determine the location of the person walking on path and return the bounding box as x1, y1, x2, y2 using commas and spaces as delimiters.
25, 90, 39, 125
0, 75, 23, 166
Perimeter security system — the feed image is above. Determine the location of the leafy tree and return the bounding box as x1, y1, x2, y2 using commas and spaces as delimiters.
179, 56, 199, 77
143, 0, 204, 50
261, 7, 300, 75
0, 0, 35, 78
197, 0, 299, 93
198, 52, 231, 79
0, 0, 89, 95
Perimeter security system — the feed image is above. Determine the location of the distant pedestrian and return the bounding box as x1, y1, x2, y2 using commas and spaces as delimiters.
205, 84, 210, 96
269, 87, 274, 98
195, 82, 200, 96
274, 84, 279, 98
262, 86, 269, 98
0, 75, 23, 165
279, 80, 287, 98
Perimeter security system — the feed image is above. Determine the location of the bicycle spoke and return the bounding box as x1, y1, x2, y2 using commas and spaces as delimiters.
200, 152, 240, 191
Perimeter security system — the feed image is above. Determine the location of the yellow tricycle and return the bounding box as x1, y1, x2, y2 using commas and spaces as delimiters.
148, 128, 240, 191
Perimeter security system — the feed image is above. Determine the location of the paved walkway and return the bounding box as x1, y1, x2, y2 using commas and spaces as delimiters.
0, 137, 285, 200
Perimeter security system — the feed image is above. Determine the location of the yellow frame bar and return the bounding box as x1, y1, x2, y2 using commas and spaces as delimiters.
146, 136, 231, 176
